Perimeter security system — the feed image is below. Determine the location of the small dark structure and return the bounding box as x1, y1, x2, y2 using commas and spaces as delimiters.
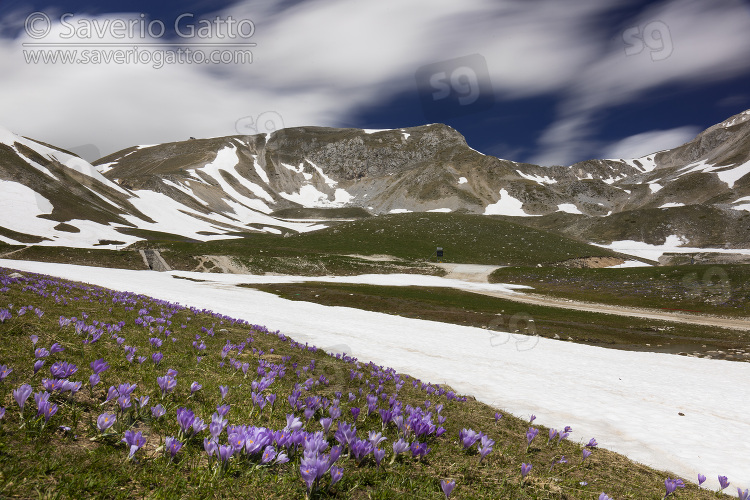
436, 247, 443, 263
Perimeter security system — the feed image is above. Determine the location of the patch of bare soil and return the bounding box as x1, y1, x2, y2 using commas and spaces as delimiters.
552, 256, 626, 268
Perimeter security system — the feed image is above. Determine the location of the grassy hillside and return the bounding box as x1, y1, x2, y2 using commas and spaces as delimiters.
244, 282, 750, 359
0, 267, 726, 499
489, 264, 750, 317
140, 213, 632, 270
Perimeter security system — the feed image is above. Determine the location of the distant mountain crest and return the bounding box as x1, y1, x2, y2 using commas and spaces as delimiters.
1, 109, 749, 249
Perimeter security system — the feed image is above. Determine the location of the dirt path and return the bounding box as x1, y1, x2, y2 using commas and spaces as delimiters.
428, 264, 750, 331
465, 287, 750, 331
0, 246, 30, 259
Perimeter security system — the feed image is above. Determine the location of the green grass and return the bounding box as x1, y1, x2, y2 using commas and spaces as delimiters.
0, 246, 146, 270
489, 264, 750, 317
243, 283, 750, 358
0, 267, 723, 499
123, 212, 635, 275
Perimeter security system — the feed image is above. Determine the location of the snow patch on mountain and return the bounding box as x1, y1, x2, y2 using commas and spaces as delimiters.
252, 155, 270, 184
197, 145, 274, 210
557, 203, 582, 214
484, 189, 539, 217
517, 170, 557, 185
715, 160, 750, 188
659, 202, 685, 208
622, 154, 657, 172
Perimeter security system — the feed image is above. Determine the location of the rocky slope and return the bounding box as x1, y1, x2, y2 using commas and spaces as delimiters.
0, 108, 749, 250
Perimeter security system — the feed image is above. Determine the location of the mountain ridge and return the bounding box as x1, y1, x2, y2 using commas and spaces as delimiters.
0, 109, 749, 251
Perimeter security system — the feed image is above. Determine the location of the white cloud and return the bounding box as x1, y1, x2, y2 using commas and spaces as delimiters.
529, 0, 750, 165
600, 126, 700, 160
0, 0, 748, 164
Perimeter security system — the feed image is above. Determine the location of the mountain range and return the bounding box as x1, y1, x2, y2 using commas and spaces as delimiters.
1, 108, 749, 252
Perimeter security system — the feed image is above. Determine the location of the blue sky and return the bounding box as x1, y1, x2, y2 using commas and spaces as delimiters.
1, 0, 749, 165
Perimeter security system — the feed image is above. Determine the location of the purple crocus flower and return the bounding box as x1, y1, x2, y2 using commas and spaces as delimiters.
529, 414, 536, 423
49, 343, 64, 354
219, 385, 228, 401
440, 479, 456, 499
494, 412, 502, 421
368, 431, 387, 449
157, 376, 176, 397
152, 352, 163, 365
33, 360, 45, 374
698, 474, 706, 485
0, 364, 12, 381
191, 417, 208, 435
90, 358, 109, 375
392, 438, 409, 461
664, 478, 685, 497
40, 402, 57, 423
217, 444, 234, 465
586, 438, 598, 448
97, 412, 116, 433
284, 414, 303, 432
190, 382, 202, 395
176, 407, 195, 434
330, 465, 343, 485
319, 417, 333, 435
599, 494, 612, 500
34, 348, 49, 359
526, 427, 539, 449
165, 436, 182, 459
478, 435, 494, 462
89, 373, 100, 388
737, 488, 749, 500
122, 430, 146, 459
260, 445, 277, 464
459, 428, 480, 449
151, 404, 166, 418
350, 438, 373, 463
718, 476, 730, 490
117, 395, 132, 412
350, 407, 361, 420
582, 449, 592, 461
50, 361, 77, 379
204, 438, 218, 457
548, 428, 558, 443
521, 463, 532, 478
13, 383, 32, 410
300, 458, 318, 492
0, 407, 5, 420
373, 447, 385, 466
